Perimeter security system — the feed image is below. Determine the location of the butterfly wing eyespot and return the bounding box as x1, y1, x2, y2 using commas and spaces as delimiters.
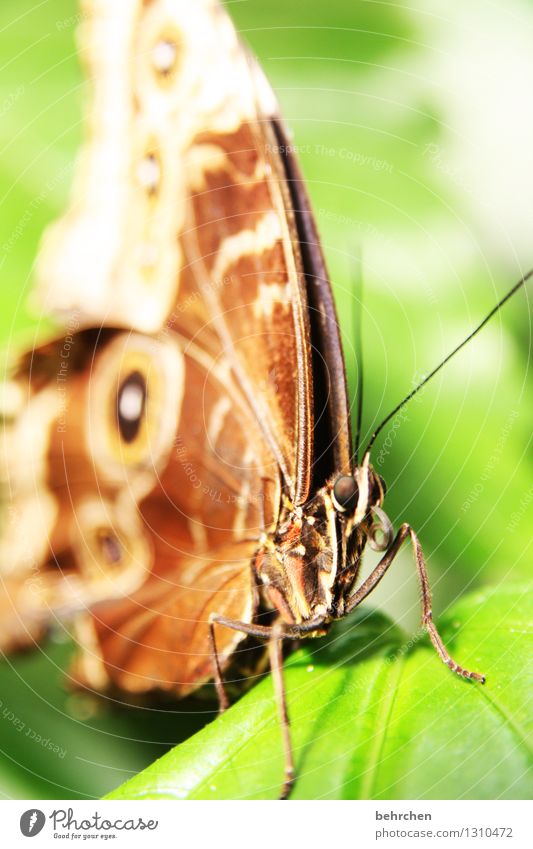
151, 36, 180, 78
88, 332, 184, 481
96, 530, 123, 565
116, 371, 147, 444
136, 151, 162, 197
69, 499, 151, 606
332, 475, 359, 513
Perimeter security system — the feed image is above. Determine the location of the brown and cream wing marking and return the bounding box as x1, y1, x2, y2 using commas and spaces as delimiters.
34, 0, 330, 505
74, 543, 259, 696
1, 327, 278, 691
82, 336, 281, 694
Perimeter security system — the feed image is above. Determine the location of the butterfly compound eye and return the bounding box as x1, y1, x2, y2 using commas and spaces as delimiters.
117, 371, 147, 443
332, 475, 359, 513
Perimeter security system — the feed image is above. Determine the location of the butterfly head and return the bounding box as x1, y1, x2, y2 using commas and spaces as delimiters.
258, 454, 393, 626
304, 454, 392, 619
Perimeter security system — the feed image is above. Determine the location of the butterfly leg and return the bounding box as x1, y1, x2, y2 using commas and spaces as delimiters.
207, 615, 276, 715
209, 613, 295, 799
207, 617, 230, 713
346, 523, 485, 683
269, 622, 295, 800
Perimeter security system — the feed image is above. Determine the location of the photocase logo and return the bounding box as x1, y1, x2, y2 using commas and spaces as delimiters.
20, 809, 46, 837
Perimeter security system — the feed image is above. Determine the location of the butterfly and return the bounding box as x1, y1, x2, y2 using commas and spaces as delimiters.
3, 0, 529, 800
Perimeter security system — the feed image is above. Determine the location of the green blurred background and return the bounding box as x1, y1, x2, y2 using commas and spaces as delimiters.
0, 0, 531, 798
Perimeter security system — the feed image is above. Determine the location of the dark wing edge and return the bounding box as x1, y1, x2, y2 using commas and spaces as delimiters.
270, 117, 353, 486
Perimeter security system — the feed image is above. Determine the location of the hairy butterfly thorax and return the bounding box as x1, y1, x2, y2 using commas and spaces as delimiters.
1, 0, 530, 800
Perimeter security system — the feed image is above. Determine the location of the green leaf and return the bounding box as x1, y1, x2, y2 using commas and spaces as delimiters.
0, 639, 210, 799
107, 582, 532, 800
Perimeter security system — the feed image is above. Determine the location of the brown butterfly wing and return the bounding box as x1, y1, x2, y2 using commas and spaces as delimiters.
1, 0, 352, 696
1, 330, 278, 692
269, 118, 354, 483
78, 340, 280, 695
74, 545, 259, 696
35, 0, 322, 506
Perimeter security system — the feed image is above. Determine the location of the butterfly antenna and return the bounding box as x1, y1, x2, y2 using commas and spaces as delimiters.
364, 267, 533, 457
352, 249, 364, 465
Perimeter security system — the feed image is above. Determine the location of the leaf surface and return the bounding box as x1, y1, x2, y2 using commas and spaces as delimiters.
108, 583, 533, 800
